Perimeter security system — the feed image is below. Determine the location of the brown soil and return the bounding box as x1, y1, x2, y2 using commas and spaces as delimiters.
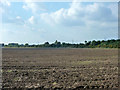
2, 48, 119, 89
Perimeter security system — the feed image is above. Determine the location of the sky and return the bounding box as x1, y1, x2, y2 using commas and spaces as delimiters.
0, 0, 118, 44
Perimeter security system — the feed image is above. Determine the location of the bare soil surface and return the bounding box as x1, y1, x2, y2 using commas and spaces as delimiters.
2, 48, 118, 89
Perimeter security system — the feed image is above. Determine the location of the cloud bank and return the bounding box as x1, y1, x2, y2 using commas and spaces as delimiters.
0, 0, 118, 43
40, 1, 117, 28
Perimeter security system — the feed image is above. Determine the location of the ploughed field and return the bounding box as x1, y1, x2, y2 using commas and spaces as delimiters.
2, 48, 118, 89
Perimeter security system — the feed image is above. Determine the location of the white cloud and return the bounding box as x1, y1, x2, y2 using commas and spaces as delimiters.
16, 16, 21, 19
108, 3, 118, 17
23, 0, 47, 14
28, 16, 34, 24
2, 16, 25, 25
0, 7, 4, 14
0, 0, 11, 6
0, 0, 11, 14
23, 2, 38, 13
40, 1, 117, 27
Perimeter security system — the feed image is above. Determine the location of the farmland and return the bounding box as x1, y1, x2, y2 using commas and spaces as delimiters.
2, 48, 118, 89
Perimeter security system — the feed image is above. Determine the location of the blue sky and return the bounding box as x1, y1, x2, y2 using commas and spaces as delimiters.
0, 0, 118, 44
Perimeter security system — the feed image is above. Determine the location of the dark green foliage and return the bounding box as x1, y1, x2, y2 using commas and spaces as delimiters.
25, 43, 29, 47
8, 43, 19, 47
4, 39, 120, 48
44, 42, 49, 47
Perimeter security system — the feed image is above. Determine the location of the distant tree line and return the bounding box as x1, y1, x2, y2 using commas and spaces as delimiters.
1, 39, 120, 48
